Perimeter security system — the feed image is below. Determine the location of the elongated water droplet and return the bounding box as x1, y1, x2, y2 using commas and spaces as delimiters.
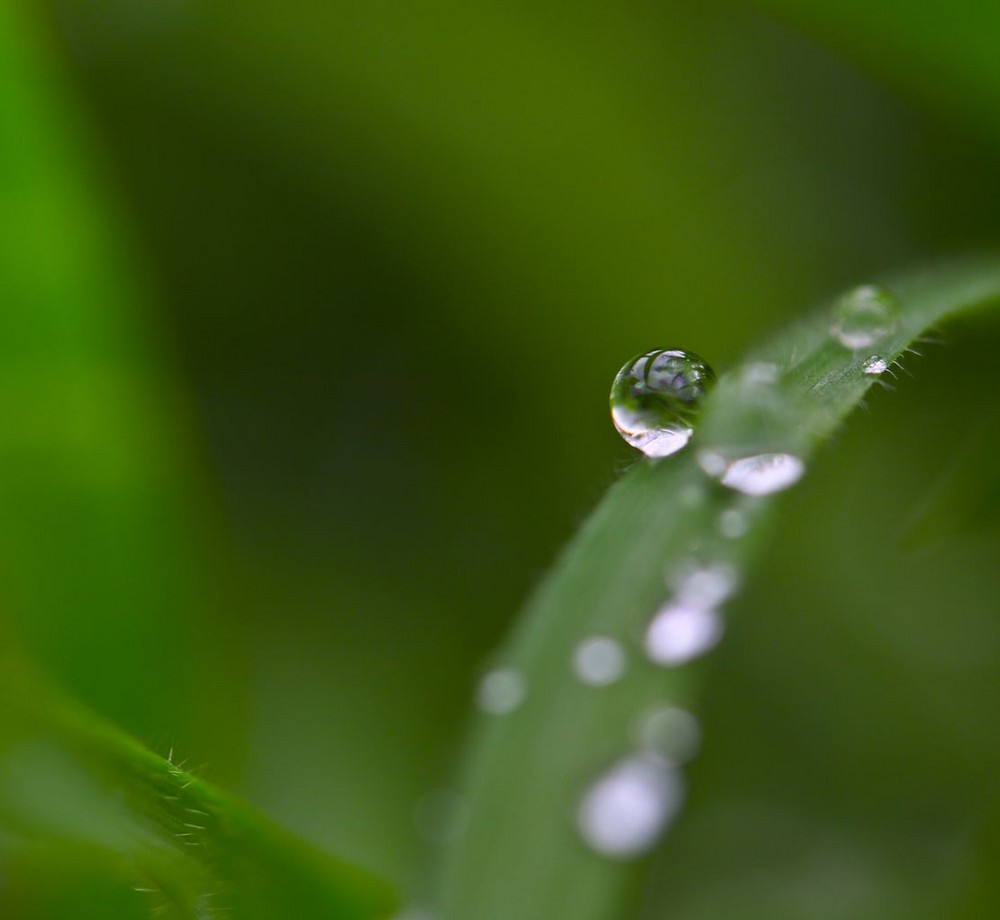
645, 603, 723, 666
610, 349, 716, 458
862, 355, 888, 375
572, 636, 627, 686
577, 754, 683, 858
476, 667, 526, 714
698, 450, 804, 496
830, 285, 899, 350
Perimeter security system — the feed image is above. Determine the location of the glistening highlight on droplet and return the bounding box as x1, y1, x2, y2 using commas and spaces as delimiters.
610, 349, 716, 458
862, 355, 888, 375
830, 284, 899, 350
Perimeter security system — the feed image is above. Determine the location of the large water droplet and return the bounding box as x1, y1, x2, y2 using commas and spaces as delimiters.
572, 636, 627, 687
577, 754, 683, 858
645, 603, 724, 666
698, 450, 804, 496
610, 349, 716, 458
830, 285, 899, 350
476, 667, 526, 714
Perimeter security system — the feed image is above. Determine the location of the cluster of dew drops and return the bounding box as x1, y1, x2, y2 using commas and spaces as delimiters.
466, 286, 902, 867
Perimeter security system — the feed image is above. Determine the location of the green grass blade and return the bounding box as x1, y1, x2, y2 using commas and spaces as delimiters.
437, 254, 1000, 920
0, 654, 397, 920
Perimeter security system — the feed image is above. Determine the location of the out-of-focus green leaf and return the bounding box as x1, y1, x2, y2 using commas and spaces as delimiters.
0, 6, 351, 910
0, 651, 396, 920
0, 0, 235, 763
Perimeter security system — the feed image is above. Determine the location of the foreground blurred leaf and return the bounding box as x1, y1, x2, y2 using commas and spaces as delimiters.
438, 254, 1000, 920
0, 650, 396, 920
0, 0, 237, 766
0, 6, 397, 915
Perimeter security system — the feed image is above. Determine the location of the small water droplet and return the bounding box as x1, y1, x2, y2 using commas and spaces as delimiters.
699, 450, 804, 496
718, 508, 748, 539
610, 349, 716, 458
862, 355, 888, 375
572, 636, 627, 686
830, 285, 899, 350
577, 754, 683, 858
645, 604, 724, 666
635, 706, 702, 764
671, 561, 737, 609
476, 667, 526, 714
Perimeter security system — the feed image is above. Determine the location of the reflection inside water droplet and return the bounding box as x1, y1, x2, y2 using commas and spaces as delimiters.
476, 667, 526, 714
573, 636, 627, 686
862, 355, 888, 375
636, 706, 701, 764
577, 754, 683, 858
830, 285, 899, 350
610, 349, 716, 458
645, 604, 723, 666
699, 450, 804, 496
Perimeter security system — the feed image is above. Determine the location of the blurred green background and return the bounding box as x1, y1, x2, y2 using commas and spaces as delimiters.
3, 0, 1000, 915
